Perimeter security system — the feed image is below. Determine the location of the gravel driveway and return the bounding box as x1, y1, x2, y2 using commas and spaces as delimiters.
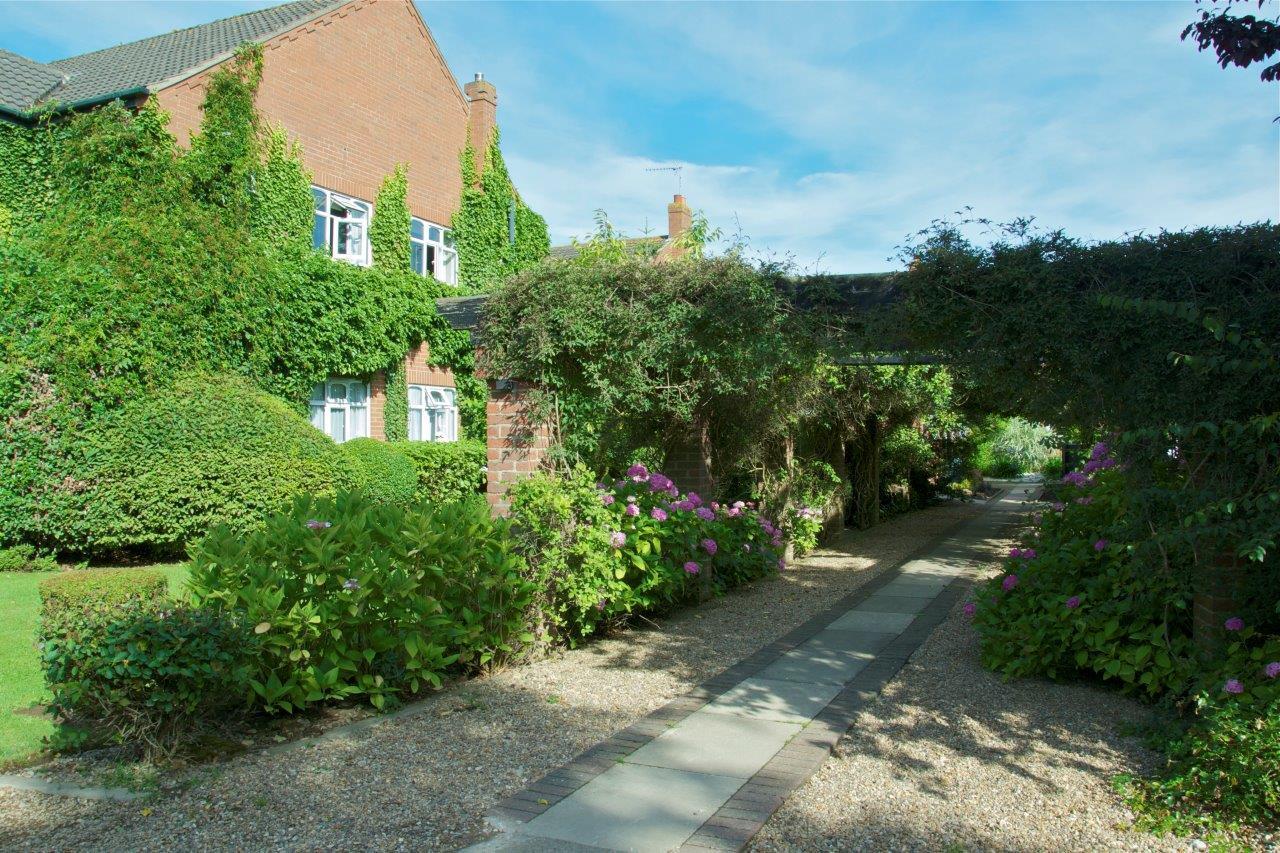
1, 503, 980, 852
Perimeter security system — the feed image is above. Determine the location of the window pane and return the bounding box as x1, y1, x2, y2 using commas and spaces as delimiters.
408, 386, 423, 407
329, 407, 346, 442
410, 219, 424, 240
328, 382, 347, 402
349, 382, 367, 405
426, 245, 436, 277
312, 187, 326, 212
313, 214, 327, 250
440, 388, 455, 406
408, 409, 422, 441
443, 230, 454, 248
310, 383, 325, 403
349, 408, 366, 439
410, 242, 424, 276
429, 226, 441, 243
441, 249, 458, 284
427, 389, 446, 405
310, 403, 324, 430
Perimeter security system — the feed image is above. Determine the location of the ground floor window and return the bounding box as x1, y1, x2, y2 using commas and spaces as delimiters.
408, 384, 458, 441
410, 218, 458, 285
310, 379, 369, 443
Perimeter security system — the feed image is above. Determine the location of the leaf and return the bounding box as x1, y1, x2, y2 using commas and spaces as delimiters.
254, 622, 271, 634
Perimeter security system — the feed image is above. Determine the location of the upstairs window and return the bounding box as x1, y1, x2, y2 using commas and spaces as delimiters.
312, 187, 371, 266
310, 379, 369, 443
410, 218, 458, 285
408, 384, 458, 441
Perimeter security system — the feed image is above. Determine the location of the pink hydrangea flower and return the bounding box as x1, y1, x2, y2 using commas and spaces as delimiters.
610, 531, 626, 548
701, 538, 718, 555
624, 503, 639, 517
1264, 662, 1280, 679
727, 506, 742, 517
651, 508, 668, 522
683, 561, 700, 575
963, 602, 977, 617
1224, 617, 1245, 632
1094, 539, 1108, 551
627, 463, 649, 481
732, 501, 745, 509
1002, 574, 1019, 591
1224, 679, 1244, 695
696, 507, 715, 521
1022, 549, 1037, 559
601, 493, 616, 506
1065, 596, 1081, 609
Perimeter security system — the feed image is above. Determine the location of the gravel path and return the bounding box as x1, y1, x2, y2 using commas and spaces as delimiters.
0, 502, 981, 852
751, 561, 1170, 852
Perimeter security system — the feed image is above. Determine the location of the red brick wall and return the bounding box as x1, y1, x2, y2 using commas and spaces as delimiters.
368, 341, 457, 441
152, 0, 469, 226
486, 380, 551, 514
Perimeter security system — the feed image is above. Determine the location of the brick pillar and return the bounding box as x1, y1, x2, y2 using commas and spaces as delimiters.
485, 378, 550, 515
464, 73, 498, 174
1193, 552, 1245, 660
665, 422, 716, 498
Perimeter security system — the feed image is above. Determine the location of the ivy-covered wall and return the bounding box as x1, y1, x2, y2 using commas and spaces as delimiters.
453, 129, 550, 291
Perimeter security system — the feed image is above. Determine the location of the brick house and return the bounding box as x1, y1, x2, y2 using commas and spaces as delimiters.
0, 0, 518, 452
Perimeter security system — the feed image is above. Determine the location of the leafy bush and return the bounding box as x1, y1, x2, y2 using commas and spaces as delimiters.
388, 439, 487, 504
38, 568, 169, 640
81, 375, 359, 554
759, 459, 845, 557
188, 491, 533, 713
0, 544, 58, 572
508, 465, 783, 643
41, 603, 252, 757
341, 438, 417, 506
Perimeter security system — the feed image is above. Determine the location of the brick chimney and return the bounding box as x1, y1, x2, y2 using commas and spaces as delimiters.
667, 193, 692, 242
464, 72, 498, 176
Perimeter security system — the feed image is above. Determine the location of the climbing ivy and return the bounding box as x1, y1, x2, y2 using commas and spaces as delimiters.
249, 125, 312, 251
453, 129, 549, 290
370, 164, 411, 271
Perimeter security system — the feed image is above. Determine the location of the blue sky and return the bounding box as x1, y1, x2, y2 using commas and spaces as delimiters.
2, 0, 1276, 271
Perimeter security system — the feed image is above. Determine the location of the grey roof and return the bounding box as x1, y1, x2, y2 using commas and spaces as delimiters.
0, 50, 65, 112
1, 0, 345, 117
435, 295, 489, 332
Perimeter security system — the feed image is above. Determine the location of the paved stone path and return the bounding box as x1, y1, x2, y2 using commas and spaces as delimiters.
470, 486, 1037, 852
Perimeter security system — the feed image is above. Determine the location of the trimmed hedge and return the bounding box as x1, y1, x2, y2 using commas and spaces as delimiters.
82, 375, 359, 554
38, 568, 169, 639
341, 438, 418, 506
388, 439, 487, 504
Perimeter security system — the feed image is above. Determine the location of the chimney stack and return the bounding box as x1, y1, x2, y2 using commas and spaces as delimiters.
667, 193, 691, 242
464, 72, 498, 176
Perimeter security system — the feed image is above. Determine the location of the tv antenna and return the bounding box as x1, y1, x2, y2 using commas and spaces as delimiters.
646, 165, 683, 192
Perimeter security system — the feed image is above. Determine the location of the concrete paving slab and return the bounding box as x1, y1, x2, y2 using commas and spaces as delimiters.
522, 763, 743, 851
876, 576, 952, 598
755, 631, 887, 685
826, 609, 917, 633
700, 677, 844, 724
626, 710, 802, 779
856, 593, 932, 614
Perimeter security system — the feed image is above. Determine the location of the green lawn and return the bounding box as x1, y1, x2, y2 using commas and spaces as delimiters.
0, 563, 189, 767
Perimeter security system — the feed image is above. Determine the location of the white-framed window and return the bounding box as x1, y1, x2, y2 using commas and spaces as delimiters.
312, 186, 371, 266
310, 379, 369, 443
410, 217, 458, 285
408, 384, 458, 442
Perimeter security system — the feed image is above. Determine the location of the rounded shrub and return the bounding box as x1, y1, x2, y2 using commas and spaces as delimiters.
341, 438, 418, 506
83, 374, 359, 554
387, 439, 487, 504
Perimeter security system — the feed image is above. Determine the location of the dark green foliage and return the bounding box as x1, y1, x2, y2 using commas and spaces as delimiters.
249, 126, 313, 251
387, 439, 487, 504
38, 568, 169, 640
41, 603, 253, 757
340, 438, 418, 506
370, 164, 411, 271
187, 492, 534, 712
382, 363, 409, 443
80, 375, 358, 554
0, 544, 58, 572
507, 466, 782, 643
185, 45, 262, 215
453, 131, 549, 290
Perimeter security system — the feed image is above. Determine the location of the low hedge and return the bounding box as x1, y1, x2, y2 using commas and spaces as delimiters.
82, 374, 360, 554
0, 544, 58, 572
38, 568, 169, 639
388, 439, 486, 504
341, 438, 418, 506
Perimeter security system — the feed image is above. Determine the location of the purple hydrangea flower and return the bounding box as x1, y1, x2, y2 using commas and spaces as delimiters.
649, 473, 673, 492
777, 558, 787, 571
963, 602, 977, 618
686, 492, 703, 507
1062, 471, 1090, 487
1224, 617, 1245, 632
696, 507, 715, 521
1002, 574, 1019, 591
683, 561, 700, 575
701, 538, 718, 555
610, 531, 626, 548
624, 503, 639, 517
1224, 679, 1244, 695
1051, 502, 1066, 512
1264, 662, 1280, 679
306, 519, 331, 530
651, 507, 668, 522
1009, 547, 1023, 558
1075, 496, 1093, 506
673, 499, 694, 512
601, 493, 616, 506
627, 463, 650, 481
1065, 596, 1081, 609
343, 578, 360, 591
1022, 549, 1037, 559
1090, 441, 1109, 461
1094, 539, 1108, 551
